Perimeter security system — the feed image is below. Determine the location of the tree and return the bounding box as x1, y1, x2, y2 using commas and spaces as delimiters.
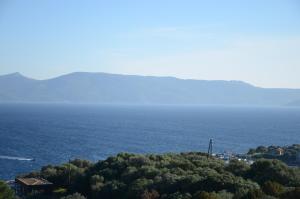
262, 181, 284, 196
255, 146, 268, 153
61, 192, 86, 199
193, 191, 219, 199
90, 175, 104, 199
247, 159, 299, 186
141, 189, 160, 199
163, 192, 192, 199
280, 187, 300, 199
239, 189, 265, 199
0, 181, 15, 199
226, 159, 250, 177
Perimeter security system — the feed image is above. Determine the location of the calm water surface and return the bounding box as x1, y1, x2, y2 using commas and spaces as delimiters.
0, 104, 300, 179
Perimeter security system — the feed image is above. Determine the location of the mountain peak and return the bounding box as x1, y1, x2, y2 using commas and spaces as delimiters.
0, 72, 33, 81
12, 72, 24, 77
1, 72, 24, 77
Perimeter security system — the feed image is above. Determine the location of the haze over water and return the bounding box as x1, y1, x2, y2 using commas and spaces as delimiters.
0, 103, 300, 180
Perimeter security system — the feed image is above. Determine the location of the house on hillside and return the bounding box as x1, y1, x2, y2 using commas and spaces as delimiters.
15, 177, 53, 197
268, 147, 284, 156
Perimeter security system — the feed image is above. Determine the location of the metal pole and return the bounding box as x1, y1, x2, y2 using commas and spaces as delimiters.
207, 139, 213, 158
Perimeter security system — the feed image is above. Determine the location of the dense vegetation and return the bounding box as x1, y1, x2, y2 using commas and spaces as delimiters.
0, 180, 15, 199
248, 144, 300, 165
17, 152, 300, 199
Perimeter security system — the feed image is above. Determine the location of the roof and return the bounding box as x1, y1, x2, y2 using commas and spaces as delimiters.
15, 178, 53, 186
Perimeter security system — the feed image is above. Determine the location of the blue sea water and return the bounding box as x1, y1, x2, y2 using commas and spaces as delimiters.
0, 103, 300, 180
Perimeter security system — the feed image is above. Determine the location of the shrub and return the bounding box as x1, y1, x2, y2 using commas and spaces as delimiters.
141, 189, 160, 199
262, 181, 284, 196
61, 192, 86, 199
0, 181, 14, 199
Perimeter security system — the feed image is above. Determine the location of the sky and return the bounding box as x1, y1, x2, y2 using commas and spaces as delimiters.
0, 0, 300, 88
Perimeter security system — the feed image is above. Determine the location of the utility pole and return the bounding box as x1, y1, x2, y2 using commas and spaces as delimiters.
207, 139, 213, 158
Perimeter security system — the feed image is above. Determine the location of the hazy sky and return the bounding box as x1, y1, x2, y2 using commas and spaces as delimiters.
0, 0, 300, 88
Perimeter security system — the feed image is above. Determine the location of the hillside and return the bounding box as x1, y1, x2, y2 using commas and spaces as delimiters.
248, 144, 300, 166
1, 72, 300, 106
17, 152, 300, 199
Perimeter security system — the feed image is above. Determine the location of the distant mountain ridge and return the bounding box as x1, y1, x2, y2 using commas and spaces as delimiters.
1, 72, 300, 106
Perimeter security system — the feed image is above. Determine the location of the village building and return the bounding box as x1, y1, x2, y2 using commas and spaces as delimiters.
15, 177, 53, 197
268, 147, 284, 156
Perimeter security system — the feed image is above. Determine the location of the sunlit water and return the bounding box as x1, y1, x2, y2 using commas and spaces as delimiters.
0, 103, 300, 179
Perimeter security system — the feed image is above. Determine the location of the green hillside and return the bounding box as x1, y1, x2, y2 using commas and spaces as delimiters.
12, 151, 300, 199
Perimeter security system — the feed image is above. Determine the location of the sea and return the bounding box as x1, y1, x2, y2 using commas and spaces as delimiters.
0, 103, 300, 180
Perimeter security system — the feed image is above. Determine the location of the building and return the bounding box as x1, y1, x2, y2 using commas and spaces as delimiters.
15, 177, 53, 197
268, 147, 284, 156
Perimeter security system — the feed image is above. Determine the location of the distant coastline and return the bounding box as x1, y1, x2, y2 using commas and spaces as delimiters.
1, 72, 300, 106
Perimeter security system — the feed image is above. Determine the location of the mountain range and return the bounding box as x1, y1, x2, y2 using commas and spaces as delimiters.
1, 72, 300, 106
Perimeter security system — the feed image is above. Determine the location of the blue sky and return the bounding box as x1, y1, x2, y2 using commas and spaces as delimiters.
0, 0, 300, 88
